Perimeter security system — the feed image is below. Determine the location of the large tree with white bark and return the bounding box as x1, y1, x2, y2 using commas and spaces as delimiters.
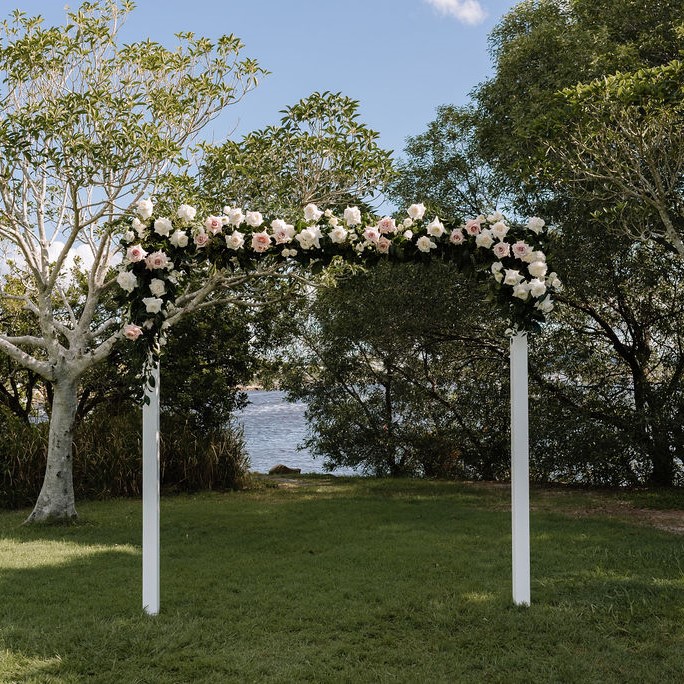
0, 1, 263, 522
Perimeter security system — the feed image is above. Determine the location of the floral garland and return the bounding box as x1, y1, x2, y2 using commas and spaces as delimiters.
116, 200, 561, 356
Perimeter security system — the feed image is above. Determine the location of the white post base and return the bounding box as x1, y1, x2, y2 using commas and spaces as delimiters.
510, 332, 531, 606
142, 360, 160, 615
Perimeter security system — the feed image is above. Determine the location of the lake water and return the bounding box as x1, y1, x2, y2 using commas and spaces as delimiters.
235, 390, 357, 475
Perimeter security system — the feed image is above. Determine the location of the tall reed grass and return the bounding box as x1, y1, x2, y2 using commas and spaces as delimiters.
0, 406, 249, 509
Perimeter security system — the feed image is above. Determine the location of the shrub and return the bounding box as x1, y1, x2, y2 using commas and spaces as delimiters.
0, 405, 250, 509
0, 408, 47, 509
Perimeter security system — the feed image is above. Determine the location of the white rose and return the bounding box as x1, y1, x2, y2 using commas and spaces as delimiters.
535, 298, 554, 314
426, 218, 445, 238
486, 210, 505, 223
512, 283, 530, 300
329, 226, 348, 244
149, 278, 166, 297
282, 248, 298, 258
504, 269, 523, 286
528, 278, 547, 298
142, 296, 164, 314
403, 218, 413, 228
131, 217, 146, 237
494, 271, 504, 283
528, 261, 548, 279
328, 216, 339, 227
177, 204, 197, 222
475, 229, 494, 249
296, 227, 322, 250
527, 216, 546, 234
228, 208, 244, 226
407, 203, 426, 220
137, 198, 154, 220
123, 230, 135, 243
491, 261, 503, 274
169, 230, 189, 248
403, 229, 414, 240
116, 270, 137, 293
225, 231, 245, 250
303, 203, 323, 222
245, 211, 263, 227
153, 217, 173, 237
416, 236, 437, 253
490, 221, 509, 240
343, 206, 362, 226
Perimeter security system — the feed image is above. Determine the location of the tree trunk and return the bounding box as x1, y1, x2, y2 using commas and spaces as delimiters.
25, 378, 79, 523
647, 424, 675, 487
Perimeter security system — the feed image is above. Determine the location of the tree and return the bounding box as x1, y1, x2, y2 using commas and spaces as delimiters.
0, 1, 263, 521
278, 261, 512, 478
199, 91, 396, 216
555, 59, 684, 256
469, 0, 684, 484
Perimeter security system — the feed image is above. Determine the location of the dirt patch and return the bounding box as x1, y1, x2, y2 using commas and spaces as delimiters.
253, 474, 339, 490
529, 488, 684, 535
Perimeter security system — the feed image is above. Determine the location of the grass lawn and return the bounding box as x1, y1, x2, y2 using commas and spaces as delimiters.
1, 477, 683, 683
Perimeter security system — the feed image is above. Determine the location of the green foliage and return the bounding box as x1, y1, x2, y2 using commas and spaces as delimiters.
1, 481, 684, 681
0, 408, 47, 508
473, 0, 684, 209
0, 402, 249, 509
199, 91, 396, 216
0, 1, 263, 186
281, 262, 512, 478
529, 230, 684, 486
390, 104, 500, 217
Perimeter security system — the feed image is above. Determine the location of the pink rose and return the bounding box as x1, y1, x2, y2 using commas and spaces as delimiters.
363, 226, 380, 243
271, 220, 294, 244
377, 216, 397, 234
145, 250, 169, 270
194, 231, 209, 248
377, 236, 391, 254
126, 244, 148, 262
123, 323, 143, 341
464, 219, 481, 236
493, 242, 511, 259
512, 241, 532, 260
449, 229, 465, 245
205, 216, 223, 235
251, 231, 271, 253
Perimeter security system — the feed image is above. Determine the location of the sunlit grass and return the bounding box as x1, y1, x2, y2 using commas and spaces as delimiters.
1, 479, 683, 683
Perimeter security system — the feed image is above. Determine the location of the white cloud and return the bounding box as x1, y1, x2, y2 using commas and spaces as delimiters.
47, 241, 96, 273
424, 0, 488, 25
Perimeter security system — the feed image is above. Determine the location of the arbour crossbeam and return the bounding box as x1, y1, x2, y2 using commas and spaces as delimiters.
118, 199, 561, 615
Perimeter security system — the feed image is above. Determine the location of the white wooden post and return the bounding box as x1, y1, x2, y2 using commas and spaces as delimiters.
510, 331, 531, 606
142, 360, 160, 615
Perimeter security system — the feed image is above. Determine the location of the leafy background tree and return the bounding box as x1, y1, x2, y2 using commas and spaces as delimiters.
283, 0, 684, 486
199, 91, 396, 217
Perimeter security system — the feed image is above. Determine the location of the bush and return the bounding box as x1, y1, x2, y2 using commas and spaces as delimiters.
0, 408, 48, 509
0, 405, 250, 509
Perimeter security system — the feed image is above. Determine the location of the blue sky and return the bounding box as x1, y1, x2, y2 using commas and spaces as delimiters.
14, 0, 518, 158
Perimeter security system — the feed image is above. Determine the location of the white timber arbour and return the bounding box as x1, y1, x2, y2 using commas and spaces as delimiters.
140, 331, 532, 615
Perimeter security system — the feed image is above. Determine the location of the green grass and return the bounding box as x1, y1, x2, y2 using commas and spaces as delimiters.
1, 477, 683, 683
